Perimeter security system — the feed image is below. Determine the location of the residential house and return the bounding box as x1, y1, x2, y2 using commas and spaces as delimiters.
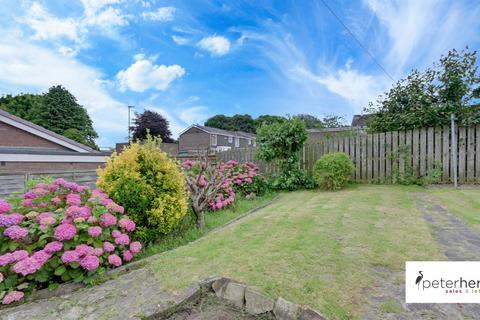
178, 125, 256, 154
0, 109, 106, 172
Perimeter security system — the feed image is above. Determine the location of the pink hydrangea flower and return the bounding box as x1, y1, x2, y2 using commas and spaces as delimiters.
21, 199, 33, 207
103, 241, 115, 252
87, 216, 98, 224
88, 226, 102, 237
54, 223, 77, 241
129, 241, 142, 254
2, 291, 24, 305
61, 250, 79, 264
4, 226, 28, 239
12, 257, 41, 276
66, 193, 81, 206
23, 191, 37, 200
11, 250, 29, 262
44, 241, 63, 253
93, 248, 104, 256
108, 254, 122, 267
0, 253, 13, 266
79, 255, 99, 271
75, 244, 94, 257
107, 202, 124, 214
114, 234, 130, 246
100, 213, 117, 227
0, 213, 24, 227
119, 217, 136, 232
111, 230, 122, 238
51, 197, 61, 205
122, 250, 133, 262
0, 200, 12, 214
32, 250, 52, 264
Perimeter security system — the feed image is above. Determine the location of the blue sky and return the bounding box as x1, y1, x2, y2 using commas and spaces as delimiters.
0, 0, 479, 147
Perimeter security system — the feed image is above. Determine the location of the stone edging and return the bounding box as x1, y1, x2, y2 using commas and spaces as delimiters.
22, 195, 280, 304
165, 275, 328, 320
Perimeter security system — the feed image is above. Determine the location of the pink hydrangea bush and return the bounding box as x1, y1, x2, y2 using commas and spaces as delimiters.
0, 179, 142, 305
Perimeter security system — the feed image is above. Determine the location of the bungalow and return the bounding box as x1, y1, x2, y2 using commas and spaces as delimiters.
0, 109, 106, 172
178, 125, 256, 154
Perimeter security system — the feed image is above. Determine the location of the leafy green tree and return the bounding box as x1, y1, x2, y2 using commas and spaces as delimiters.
257, 118, 313, 190
366, 48, 480, 132
321, 114, 345, 128
0, 86, 99, 149
0, 93, 43, 122
131, 110, 174, 142
293, 114, 324, 129
204, 114, 255, 133
254, 115, 286, 129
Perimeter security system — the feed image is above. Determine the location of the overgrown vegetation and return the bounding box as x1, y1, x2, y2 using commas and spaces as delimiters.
97, 136, 188, 243
366, 48, 480, 132
256, 118, 314, 190
130, 110, 174, 142
313, 153, 355, 191
0, 85, 98, 149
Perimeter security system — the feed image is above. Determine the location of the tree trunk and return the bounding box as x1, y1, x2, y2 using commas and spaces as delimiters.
192, 204, 205, 229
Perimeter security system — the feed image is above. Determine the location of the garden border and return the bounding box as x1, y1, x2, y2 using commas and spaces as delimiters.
20, 194, 280, 304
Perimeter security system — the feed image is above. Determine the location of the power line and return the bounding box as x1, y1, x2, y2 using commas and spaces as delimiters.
319, 0, 395, 82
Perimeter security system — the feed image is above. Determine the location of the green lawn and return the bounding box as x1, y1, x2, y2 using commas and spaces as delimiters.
141, 185, 472, 319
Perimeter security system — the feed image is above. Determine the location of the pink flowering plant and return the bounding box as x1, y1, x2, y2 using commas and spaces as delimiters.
183, 156, 263, 228
0, 178, 142, 305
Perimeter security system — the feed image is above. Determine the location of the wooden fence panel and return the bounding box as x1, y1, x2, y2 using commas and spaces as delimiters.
420, 128, 427, 176
442, 126, 450, 182
427, 127, 434, 172
477, 125, 480, 182
385, 132, 391, 182
458, 127, 466, 183
215, 124, 479, 185
467, 126, 475, 183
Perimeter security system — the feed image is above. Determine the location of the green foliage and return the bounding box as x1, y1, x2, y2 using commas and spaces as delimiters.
366, 48, 480, 132
0, 86, 98, 149
235, 174, 270, 197
204, 114, 256, 133
97, 136, 188, 243
131, 110, 174, 142
254, 115, 286, 128
313, 153, 355, 191
390, 148, 443, 186
293, 114, 324, 129
257, 118, 313, 190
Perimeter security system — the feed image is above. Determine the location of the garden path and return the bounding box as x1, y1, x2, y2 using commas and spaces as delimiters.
363, 192, 480, 319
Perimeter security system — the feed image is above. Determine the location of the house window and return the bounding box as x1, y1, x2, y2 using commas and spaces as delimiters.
210, 134, 217, 146
228, 136, 233, 143
235, 137, 240, 148
248, 139, 251, 145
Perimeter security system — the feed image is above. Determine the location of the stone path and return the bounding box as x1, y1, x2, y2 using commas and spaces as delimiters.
0, 268, 199, 320
362, 192, 480, 320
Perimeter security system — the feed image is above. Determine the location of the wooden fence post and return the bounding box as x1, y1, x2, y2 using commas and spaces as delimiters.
451, 114, 458, 188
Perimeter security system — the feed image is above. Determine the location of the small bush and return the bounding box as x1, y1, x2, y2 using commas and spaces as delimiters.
314, 153, 355, 191
0, 179, 142, 305
97, 136, 188, 243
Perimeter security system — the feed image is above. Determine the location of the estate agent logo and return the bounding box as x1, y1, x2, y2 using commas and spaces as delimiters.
406, 261, 480, 303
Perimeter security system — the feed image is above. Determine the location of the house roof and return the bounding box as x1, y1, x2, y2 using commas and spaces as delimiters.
0, 109, 97, 153
180, 124, 256, 138
351, 114, 374, 127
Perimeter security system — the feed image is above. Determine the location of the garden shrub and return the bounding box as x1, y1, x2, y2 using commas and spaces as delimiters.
314, 153, 355, 191
220, 160, 266, 197
97, 136, 188, 243
257, 118, 313, 190
0, 179, 142, 305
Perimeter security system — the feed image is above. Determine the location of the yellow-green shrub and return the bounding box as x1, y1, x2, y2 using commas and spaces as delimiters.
97, 137, 188, 243
313, 152, 355, 191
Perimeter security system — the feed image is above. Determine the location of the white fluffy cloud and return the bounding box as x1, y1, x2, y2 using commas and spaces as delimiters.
172, 35, 189, 45
22, 1, 129, 54
117, 56, 185, 92
197, 36, 231, 56
142, 6, 176, 21
0, 36, 127, 136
